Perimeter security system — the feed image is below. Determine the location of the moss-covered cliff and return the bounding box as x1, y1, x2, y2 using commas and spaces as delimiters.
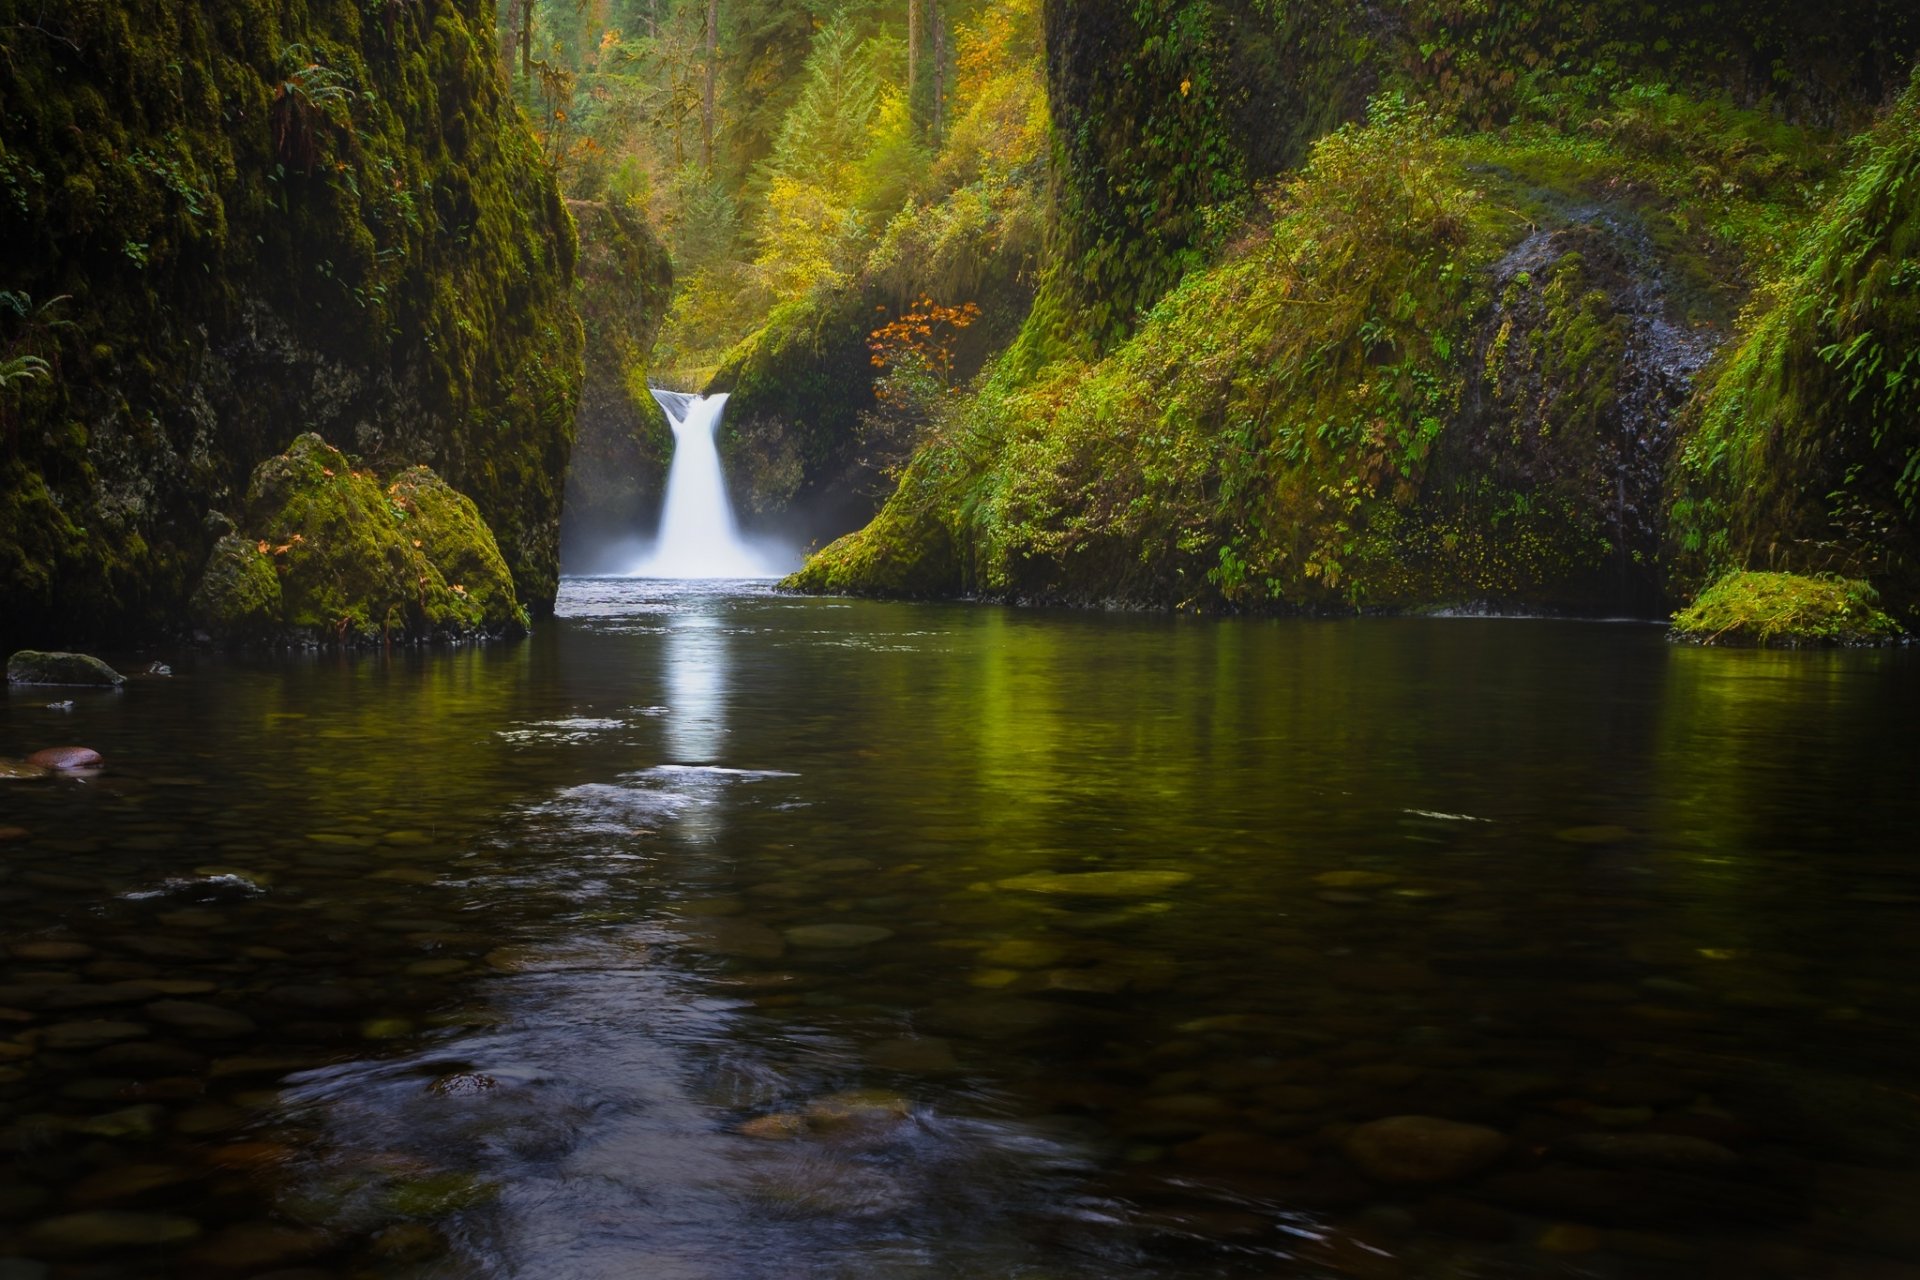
558, 198, 673, 573
790, 0, 1920, 624
0, 0, 583, 647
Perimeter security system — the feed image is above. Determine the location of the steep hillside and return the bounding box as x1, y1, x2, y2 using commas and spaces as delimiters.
790, 0, 1920, 622
0, 0, 583, 645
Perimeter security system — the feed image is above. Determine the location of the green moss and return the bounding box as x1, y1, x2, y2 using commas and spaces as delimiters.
193, 434, 523, 646
1671, 571, 1904, 646
0, 0, 582, 647
1669, 73, 1920, 617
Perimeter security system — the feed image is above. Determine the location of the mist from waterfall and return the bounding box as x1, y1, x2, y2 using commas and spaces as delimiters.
629, 391, 792, 580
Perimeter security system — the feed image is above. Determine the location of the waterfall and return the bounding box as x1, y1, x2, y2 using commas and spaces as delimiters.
631, 391, 783, 579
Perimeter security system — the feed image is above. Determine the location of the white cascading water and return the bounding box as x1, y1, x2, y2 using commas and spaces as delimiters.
631, 391, 782, 579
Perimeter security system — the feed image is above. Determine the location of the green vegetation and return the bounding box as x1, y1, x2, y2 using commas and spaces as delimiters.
1671, 571, 1904, 646
0, 0, 581, 646
192, 435, 525, 645
790, 2, 1920, 625
1670, 75, 1920, 612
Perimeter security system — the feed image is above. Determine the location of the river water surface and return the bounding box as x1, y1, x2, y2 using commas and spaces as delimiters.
2, 580, 1918, 1278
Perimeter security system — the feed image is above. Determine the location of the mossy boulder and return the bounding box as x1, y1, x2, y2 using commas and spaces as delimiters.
192, 435, 524, 646
5, 651, 127, 687
1670, 571, 1904, 646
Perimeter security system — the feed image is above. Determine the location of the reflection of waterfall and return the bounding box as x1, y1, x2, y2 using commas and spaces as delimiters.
664, 611, 728, 765
632, 392, 786, 579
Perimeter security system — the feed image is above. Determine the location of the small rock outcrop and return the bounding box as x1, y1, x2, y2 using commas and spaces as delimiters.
6, 651, 126, 687
1670, 570, 1904, 647
191, 435, 526, 647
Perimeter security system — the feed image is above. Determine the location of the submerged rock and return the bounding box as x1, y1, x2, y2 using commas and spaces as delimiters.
5, 651, 125, 687
0, 760, 51, 781
23, 1210, 201, 1255
995, 870, 1194, 897
1344, 1116, 1510, 1184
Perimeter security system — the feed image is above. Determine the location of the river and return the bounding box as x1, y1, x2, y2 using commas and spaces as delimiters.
2, 579, 1917, 1278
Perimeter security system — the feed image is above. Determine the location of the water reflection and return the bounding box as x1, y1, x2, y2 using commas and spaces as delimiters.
662, 606, 730, 767
0, 588, 1917, 1278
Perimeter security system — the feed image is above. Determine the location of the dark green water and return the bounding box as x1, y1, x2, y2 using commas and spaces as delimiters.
3, 580, 1918, 1279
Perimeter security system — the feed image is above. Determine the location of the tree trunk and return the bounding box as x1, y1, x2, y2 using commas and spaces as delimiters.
520, 0, 532, 80
907, 0, 921, 133
930, 0, 945, 141
702, 0, 719, 169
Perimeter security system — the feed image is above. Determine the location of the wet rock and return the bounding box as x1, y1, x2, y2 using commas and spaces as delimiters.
738, 1113, 809, 1140
1559, 1131, 1740, 1172
73, 1105, 166, 1139
23, 1210, 200, 1255
182, 1222, 332, 1271
369, 1223, 446, 1264
8, 941, 92, 962
1537, 1222, 1602, 1253
143, 1001, 257, 1040
921, 997, 1060, 1040
67, 1163, 204, 1207
0, 826, 28, 842
1344, 1115, 1509, 1184
1480, 1163, 1800, 1227
782, 923, 894, 949
0, 760, 51, 781
865, 1036, 961, 1074
379, 1172, 496, 1216
1172, 1133, 1312, 1175
24, 747, 101, 771
6, 651, 126, 688
1315, 871, 1398, 889
1554, 825, 1632, 845
38, 1020, 148, 1051
681, 919, 786, 961
1413, 1195, 1514, 1241
89, 1043, 206, 1077
980, 939, 1067, 968
995, 870, 1193, 897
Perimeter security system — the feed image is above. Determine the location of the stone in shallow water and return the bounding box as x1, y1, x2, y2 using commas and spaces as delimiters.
5, 651, 125, 687
783, 923, 894, 949
9, 940, 93, 962
1344, 1116, 1510, 1184
995, 870, 1193, 897
0, 760, 51, 781
1558, 1132, 1740, 1172
681, 919, 787, 960
921, 997, 1060, 1040
865, 1036, 960, 1074
25, 747, 101, 771
1554, 825, 1633, 845
143, 1000, 257, 1040
23, 1211, 200, 1255
72, 1105, 166, 1140
38, 1021, 148, 1051
67, 1163, 204, 1207
737, 1114, 809, 1141
182, 1222, 332, 1271
980, 938, 1067, 968
1315, 870, 1398, 889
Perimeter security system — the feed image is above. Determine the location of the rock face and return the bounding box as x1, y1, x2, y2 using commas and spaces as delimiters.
559, 199, 675, 574
0, 0, 584, 649
191, 435, 525, 646
1344, 1115, 1510, 1184
5, 652, 126, 687
24, 747, 102, 770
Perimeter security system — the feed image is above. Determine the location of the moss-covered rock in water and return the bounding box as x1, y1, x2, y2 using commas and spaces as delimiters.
1670, 571, 1903, 646
192, 435, 523, 646
560, 199, 673, 573
5, 651, 127, 687
0, 0, 582, 649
